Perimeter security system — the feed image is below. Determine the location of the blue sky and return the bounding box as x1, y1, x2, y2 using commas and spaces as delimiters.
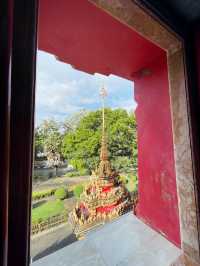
35, 51, 136, 125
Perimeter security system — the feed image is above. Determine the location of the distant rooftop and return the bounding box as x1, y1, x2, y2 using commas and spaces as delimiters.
33, 213, 181, 266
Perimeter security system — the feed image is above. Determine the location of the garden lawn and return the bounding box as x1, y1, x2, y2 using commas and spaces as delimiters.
32, 200, 65, 224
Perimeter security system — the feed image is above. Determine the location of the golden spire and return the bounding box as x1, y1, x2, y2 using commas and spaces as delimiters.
98, 86, 112, 178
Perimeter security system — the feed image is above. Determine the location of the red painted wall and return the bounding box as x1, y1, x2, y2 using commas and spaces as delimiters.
134, 54, 181, 247
38, 0, 164, 80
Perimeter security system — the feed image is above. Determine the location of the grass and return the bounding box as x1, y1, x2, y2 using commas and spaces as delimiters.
32, 200, 65, 224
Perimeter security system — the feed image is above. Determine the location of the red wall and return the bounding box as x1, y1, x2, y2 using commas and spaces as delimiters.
38, 0, 164, 80
134, 54, 181, 246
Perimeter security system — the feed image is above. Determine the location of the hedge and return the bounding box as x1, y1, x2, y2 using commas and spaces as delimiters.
32, 188, 56, 201
55, 187, 68, 200
73, 184, 84, 198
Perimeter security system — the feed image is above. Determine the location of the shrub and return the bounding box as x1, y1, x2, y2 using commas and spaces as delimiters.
125, 174, 138, 193
118, 175, 128, 185
65, 171, 80, 177
55, 187, 67, 200
73, 184, 84, 198
32, 188, 56, 201
65, 169, 89, 178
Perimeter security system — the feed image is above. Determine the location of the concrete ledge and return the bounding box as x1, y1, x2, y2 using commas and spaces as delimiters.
33, 213, 181, 266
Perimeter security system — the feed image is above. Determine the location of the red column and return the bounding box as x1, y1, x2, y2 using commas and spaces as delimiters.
134, 54, 181, 247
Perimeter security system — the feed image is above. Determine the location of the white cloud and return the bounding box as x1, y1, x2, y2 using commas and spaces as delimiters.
112, 99, 137, 112
35, 51, 136, 124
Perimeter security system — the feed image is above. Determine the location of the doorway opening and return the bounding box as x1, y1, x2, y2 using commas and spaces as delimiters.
31, 51, 138, 261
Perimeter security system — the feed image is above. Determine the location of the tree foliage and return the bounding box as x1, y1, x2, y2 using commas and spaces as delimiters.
34, 109, 137, 174
62, 108, 137, 172
62, 110, 88, 133
34, 119, 63, 165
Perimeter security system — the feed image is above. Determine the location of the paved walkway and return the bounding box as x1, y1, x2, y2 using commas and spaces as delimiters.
33, 213, 181, 266
33, 176, 90, 191
31, 223, 77, 262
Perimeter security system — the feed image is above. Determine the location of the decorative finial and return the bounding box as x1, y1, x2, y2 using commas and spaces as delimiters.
98, 86, 112, 178
99, 86, 107, 99
99, 86, 107, 136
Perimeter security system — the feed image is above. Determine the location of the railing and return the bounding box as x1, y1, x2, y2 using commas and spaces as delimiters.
31, 213, 67, 235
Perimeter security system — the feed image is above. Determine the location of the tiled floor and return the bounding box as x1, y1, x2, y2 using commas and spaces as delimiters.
33, 213, 181, 266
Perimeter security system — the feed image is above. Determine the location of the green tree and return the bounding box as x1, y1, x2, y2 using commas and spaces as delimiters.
62, 108, 137, 172
34, 128, 45, 159
34, 119, 63, 168
62, 110, 88, 133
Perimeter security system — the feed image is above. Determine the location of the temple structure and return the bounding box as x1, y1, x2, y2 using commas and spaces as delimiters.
69, 87, 135, 237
